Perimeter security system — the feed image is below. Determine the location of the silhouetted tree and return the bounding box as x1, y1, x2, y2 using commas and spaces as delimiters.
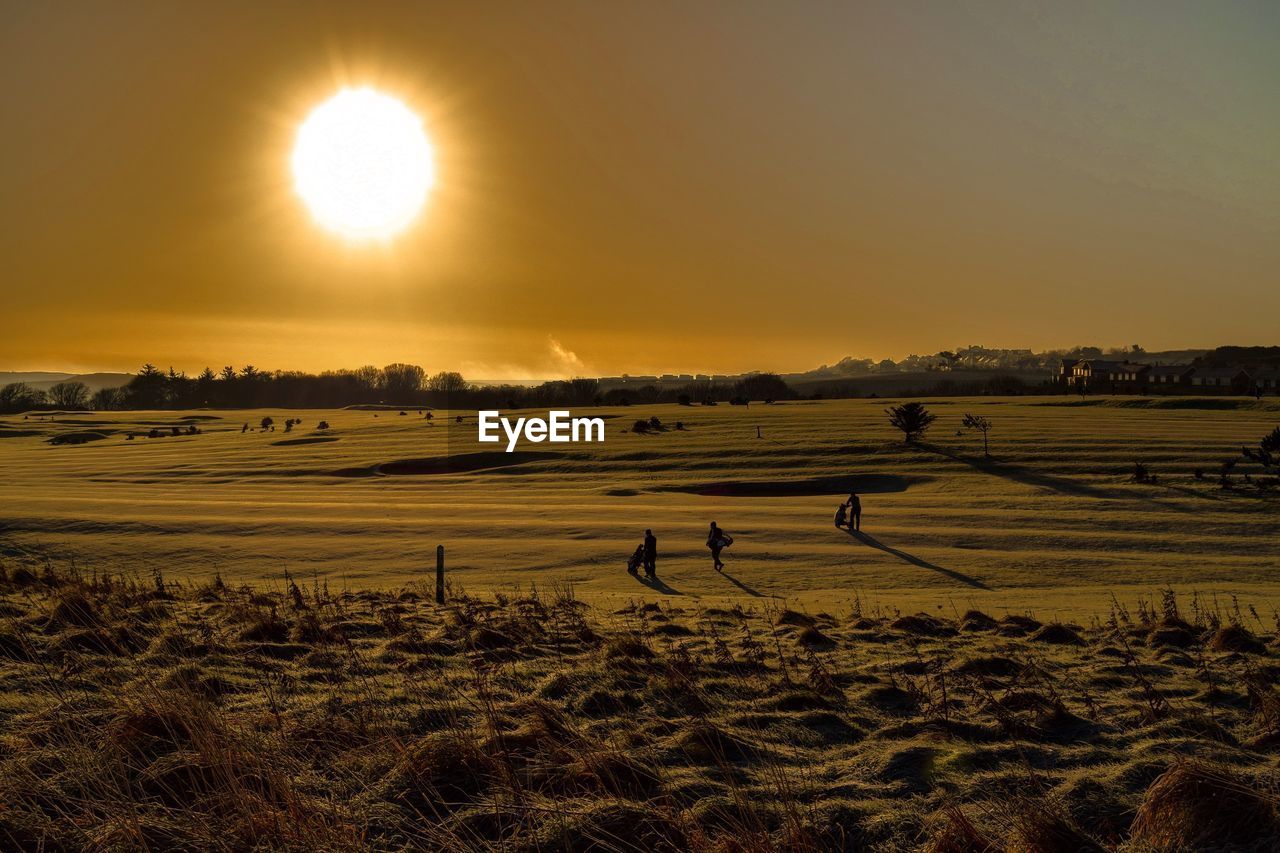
90, 387, 124, 411
1130, 461, 1157, 484
567, 378, 600, 403
195, 368, 217, 404
260, 416, 274, 431
123, 364, 168, 408
0, 383, 46, 413
1243, 426, 1280, 472
427, 371, 469, 396
165, 367, 195, 407
381, 363, 425, 401
734, 373, 794, 402
961, 413, 993, 456
886, 402, 936, 443
48, 381, 89, 409
1242, 426, 1280, 490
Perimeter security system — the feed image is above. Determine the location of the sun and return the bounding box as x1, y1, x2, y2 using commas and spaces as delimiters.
291, 87, 435, 240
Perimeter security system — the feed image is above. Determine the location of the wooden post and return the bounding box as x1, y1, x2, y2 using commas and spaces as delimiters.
756, 425, 762, 439
435, 545, 445, 604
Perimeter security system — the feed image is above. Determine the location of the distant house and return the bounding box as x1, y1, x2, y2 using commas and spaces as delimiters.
1069, 359, 1121, 385
1054, 359, 1260, 395
1057, 359, 1077, 385
1111, 362, 1151, 387
1147, 364, 1191, 388
1248, 367, 1280, 395
1187, 367, 1251, 393
1069, 359, 1148, 390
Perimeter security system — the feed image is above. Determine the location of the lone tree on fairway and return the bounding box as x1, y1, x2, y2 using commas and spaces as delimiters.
886, 402, 936, 444
961, 413, 993, 456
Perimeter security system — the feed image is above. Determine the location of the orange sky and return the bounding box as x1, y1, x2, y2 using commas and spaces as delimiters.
3, 1, 1278, 378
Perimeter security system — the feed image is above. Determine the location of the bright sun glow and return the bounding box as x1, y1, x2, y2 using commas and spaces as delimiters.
292, 88, 435, 240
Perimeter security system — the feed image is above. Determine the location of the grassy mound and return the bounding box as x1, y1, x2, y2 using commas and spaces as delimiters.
0, 564, 1277, 850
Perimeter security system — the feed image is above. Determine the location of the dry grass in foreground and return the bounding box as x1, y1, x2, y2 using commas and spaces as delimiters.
1, 562, 1278, 851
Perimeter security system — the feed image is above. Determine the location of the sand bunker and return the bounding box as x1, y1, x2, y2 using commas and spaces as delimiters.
47, 431, 110, 446
664, 473, 919, 497
333, 450, 561, 477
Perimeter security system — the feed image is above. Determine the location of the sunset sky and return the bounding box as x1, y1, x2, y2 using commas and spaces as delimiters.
3, 1, 1278, 378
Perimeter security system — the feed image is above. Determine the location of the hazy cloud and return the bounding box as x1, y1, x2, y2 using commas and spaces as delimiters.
547, 336, 587, 377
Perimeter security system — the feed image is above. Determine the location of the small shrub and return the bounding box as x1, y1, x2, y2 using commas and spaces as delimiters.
1031, 623, 1085, 646
1208, 624, 1265, 654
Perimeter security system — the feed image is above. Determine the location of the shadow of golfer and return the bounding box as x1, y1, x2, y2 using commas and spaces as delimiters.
638, 574, 684, 596
718, 569, 765, 597
848, 530, 990, 590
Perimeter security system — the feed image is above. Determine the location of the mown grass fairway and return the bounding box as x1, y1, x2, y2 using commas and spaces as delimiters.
2, 398, 1278, 616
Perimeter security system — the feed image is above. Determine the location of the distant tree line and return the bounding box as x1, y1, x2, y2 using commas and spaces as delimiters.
797, 372, 1038, 400
1193, 346, 1280, 368
0, 380, 92, 413
0, 364, 799, 412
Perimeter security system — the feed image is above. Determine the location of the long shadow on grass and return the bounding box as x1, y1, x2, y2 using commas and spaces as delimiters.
849, 530, 990, 590
1153, 482, 1227, 504
717, 569, 765, 597
918, 443, 1114, 499
922, 443, 1214, 513
637, 573, 685, 596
